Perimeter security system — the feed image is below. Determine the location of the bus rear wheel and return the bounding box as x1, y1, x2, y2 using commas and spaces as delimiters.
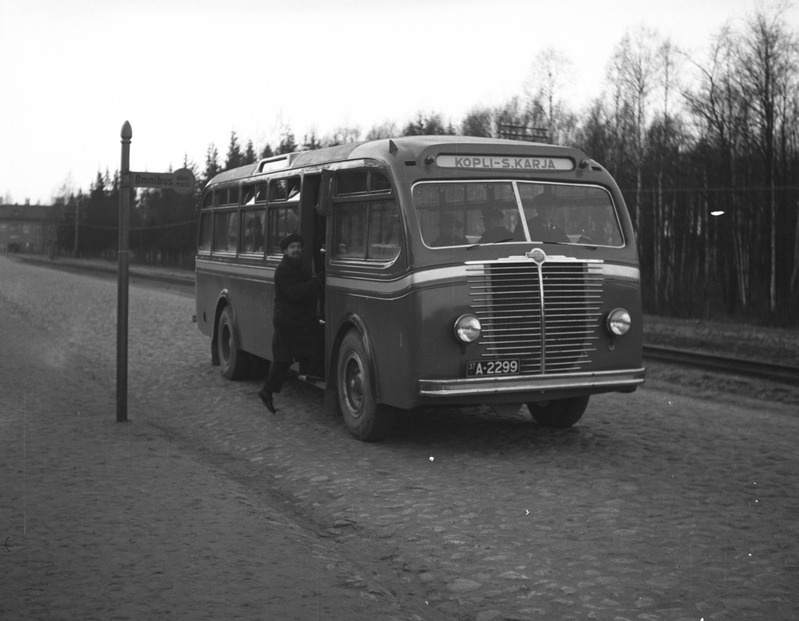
527, 396, 589, 428
336, 331, 395, 442
217, 306, 248, 380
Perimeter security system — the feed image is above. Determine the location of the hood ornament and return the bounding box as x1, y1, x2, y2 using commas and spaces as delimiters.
526, 248, 547, 264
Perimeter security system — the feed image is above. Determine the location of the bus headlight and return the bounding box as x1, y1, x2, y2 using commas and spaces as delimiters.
454, 314, 481, 343
606, 308, 631, 336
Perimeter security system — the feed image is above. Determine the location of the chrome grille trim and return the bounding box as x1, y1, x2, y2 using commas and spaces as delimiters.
467, 256, 604, 374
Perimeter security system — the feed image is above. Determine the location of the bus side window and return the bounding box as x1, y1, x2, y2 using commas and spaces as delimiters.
333, 203, 366, 259
333, 200, 400, 261
271, 179, 288, 201
368, 201, 400, 260
198, 212, 212, 251
338, 170, 369, 195
242, 184, 256, 206
242, 209, 265, 253
255, 182, 267, 203
213, 210, 239, 253
267, 205, 298, 255
271, 176, 301, 202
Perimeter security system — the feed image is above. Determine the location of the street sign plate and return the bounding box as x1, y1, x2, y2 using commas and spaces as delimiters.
131, 167, 196, 195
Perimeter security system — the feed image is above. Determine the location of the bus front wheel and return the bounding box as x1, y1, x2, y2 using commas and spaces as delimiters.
527, 396, 589, 428
217, 306, 248, 380
336, 331, 395, 442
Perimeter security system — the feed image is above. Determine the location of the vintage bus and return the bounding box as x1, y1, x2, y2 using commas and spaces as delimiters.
195, 136, 644, 441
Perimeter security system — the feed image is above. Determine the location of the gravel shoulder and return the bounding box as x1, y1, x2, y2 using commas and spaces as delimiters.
643, 314, 799, 408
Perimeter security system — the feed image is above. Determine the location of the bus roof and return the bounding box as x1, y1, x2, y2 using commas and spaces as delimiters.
206, 136, 588, 187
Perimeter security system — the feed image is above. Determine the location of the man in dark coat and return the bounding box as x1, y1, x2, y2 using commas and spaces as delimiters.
525, 194, 569, 243
479, 208, 513, 243
258, 233, 324, 413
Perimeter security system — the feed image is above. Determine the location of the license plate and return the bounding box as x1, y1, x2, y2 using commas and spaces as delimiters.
466, 359, 520, 377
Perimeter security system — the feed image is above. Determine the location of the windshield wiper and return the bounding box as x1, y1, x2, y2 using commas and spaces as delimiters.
466, 237, 516, 250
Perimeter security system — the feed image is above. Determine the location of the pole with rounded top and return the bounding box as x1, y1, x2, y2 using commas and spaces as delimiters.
117, 121, 132, 422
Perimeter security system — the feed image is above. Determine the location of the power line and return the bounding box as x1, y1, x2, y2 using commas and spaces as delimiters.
619, 185, 799, 194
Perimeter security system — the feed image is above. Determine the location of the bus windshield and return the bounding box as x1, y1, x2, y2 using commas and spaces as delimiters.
413, 181, 624, 248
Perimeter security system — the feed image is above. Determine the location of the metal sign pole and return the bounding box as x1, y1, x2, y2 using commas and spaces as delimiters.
117, 121, 132, 422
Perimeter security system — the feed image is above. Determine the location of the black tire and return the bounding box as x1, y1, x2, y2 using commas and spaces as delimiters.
216, 306, 248, 380
527, 396, 590, 428
336, 330, 395, 442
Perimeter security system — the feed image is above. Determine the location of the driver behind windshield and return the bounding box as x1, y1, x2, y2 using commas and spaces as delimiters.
522, 193, 568, 243
479, 208, 512, 243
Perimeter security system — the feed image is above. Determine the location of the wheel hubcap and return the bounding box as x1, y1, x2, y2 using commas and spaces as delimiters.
343, 354, 364, 416
220, 323, 231, 363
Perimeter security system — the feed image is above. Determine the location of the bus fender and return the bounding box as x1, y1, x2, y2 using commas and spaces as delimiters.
331, 313, 380, 403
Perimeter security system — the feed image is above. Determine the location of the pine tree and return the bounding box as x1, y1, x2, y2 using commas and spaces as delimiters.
276, 130, 298, 155
225, 131, 243, 170
402, 112, 449, 136
203, 144, 221, 186
243, 140, 257, 164
461, 107, 493, 137
303, 132, 323, 150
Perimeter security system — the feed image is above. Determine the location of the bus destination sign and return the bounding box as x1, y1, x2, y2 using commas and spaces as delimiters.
131, 167, 196, 195
436, 154, 574, 171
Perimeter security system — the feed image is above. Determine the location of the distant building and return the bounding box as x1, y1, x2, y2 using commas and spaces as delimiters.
0, 202, 59, 254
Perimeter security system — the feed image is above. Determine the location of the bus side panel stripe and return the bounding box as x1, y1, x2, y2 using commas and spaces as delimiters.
326, 263, 638, 297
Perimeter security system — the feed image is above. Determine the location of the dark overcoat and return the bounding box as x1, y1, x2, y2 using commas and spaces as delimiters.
271, 255, 323, 362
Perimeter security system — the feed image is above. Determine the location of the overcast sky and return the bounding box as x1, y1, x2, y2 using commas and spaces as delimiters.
1, 0, 796, 204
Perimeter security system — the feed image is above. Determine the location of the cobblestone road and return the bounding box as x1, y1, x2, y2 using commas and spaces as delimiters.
2, 257, 797, 620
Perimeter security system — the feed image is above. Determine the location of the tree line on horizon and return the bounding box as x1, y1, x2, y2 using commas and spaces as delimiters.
54, 5, 799, 326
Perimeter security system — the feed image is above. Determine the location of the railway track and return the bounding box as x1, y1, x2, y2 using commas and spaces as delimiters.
14, 255, 799, 387
643, 344, 799, 386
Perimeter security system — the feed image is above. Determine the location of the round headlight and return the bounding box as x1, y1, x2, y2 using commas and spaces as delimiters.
454, 314, 481, 343
606, 308, 631, 336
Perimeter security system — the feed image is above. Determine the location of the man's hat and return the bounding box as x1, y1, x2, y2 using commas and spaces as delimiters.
280, 233, 303, 251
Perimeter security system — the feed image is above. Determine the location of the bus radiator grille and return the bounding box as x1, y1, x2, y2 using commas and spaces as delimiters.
467, 260, 603, 374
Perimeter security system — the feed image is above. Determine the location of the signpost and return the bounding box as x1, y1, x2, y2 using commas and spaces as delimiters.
117, 122, 132, 422
116, 121, 196, 422
130, 168, 196, 195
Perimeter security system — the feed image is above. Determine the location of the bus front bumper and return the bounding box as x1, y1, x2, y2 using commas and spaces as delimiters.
418, 368, 646, 398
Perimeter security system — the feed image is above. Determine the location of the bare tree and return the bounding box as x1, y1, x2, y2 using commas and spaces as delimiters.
737, 6, 799, 318
524, 47, 574, 143
649, 37, 684, 308
608, 26, 661, 238
684, 25, 750, 312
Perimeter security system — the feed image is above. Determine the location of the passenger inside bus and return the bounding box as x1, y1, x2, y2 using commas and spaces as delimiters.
479, 208, 513, 243
243, 215, 264, 252
521, 194, 569, 243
